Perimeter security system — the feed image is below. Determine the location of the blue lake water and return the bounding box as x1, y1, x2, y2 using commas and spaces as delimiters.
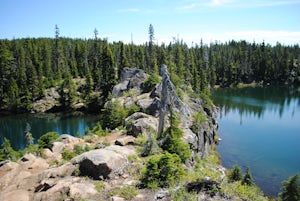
0, 113, 99, 150
212, 86, 300, 196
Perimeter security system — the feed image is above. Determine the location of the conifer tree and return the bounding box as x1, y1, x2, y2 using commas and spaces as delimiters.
6, 77, 20, 110
242, 167, 254, 186
228, 164, 243, 182
278, 174, 300, 201
119, 42, 129, 77
101, 42, 116, 98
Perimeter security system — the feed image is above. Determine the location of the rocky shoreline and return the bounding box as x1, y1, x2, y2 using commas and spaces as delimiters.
0, 67, 270, 201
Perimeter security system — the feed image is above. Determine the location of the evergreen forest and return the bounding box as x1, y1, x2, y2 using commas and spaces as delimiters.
1, 25, 299, 113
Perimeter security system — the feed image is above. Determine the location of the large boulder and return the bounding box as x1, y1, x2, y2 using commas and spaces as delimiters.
136, 97, 161, 117
0, 189, 30, 201
71, 147, 131, 179
112, 67, 149, 97
125, 112, 158, 137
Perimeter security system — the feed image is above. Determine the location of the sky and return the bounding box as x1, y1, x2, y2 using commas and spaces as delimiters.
0, 0, 299, 46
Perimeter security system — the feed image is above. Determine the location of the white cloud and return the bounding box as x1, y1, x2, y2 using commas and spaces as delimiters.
177, 3, 198, 10
205, 0, 300, 8
205, 0, 235, 7
176, 0, 300, 11
154, 31, 300, 46
116, 8, 140, 13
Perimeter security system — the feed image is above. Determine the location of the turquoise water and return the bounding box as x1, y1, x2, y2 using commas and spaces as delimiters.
0, 113, 99, 150
212, 86, 300, 196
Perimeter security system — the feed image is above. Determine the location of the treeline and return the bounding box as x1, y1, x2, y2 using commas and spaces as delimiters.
0, 26, 299, 112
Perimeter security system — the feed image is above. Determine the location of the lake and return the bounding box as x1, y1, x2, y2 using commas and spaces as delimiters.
212, 86, 300, 196
0, 113, 99, 150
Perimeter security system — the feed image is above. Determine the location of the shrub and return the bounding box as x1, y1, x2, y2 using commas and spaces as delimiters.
94, 181, 105, 192
278, 174, 300, 201
242, 167, 254, 186
37, 132, 59, 149
100, 100, 128, 130
142, 72, 161, 93
61, 149, 76, 160
86, 122, 108, 136
161, 126, 191, 162
228, 164, 243, 183
0, 138, 21, 161
108, 186, 138, 200
23, 144, 40, 155
141, 152, 185, 188
191, 111, 207, 133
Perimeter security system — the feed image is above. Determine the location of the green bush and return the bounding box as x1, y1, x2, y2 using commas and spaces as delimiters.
228, 164, 243, 183
23, 144, 40, 155
0, 138, 22, 161
161, 126, 191, 162
242, 167, 254, 186
142, 72, 161, 93
86, 122, 108, 136
61, 149, 77, 160
278, 174, 300, 201
100, 100, 128, 130
191, 111, 207, 133
37, 132, 59, 149
141, 152, 185, 188
108, 186, 138, 200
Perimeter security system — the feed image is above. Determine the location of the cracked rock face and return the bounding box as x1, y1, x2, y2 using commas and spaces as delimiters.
112, 67, 149, 97
156, 65, 218, 158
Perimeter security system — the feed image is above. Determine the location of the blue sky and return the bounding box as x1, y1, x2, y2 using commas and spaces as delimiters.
1, 0, 299, 45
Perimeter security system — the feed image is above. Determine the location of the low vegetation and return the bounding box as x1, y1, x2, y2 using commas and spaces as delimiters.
141, 152, 185, 188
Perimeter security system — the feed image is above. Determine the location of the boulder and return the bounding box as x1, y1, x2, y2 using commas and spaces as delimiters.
0, 189, 30, 201
104, 145, 136, 156
112, 67, 148, 97
33, 177, 81, 201
51, 142, 64, 154
41, 162, 75, 179
114, 136, 135, 146
71, 148, 129, 179
136, 97, 161, 117
59, 134, 82, 144
136, 98, 153, 111
69, 182, 97, 199
125, 112, 158, 137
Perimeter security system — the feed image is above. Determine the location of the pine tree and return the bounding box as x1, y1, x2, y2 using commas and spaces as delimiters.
228, 164, 243, 182
60, 72, 76, 109
101, 43, 116, 98
6, 77, 20, 110
278, 174, 300, 201
119, 42, 129, 77
242, 167, 254, 186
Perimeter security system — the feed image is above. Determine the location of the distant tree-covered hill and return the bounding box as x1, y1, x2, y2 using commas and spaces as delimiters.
0, 27, 299, 112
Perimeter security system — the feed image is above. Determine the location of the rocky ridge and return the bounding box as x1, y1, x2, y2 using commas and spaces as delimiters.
0, 66, 231, 201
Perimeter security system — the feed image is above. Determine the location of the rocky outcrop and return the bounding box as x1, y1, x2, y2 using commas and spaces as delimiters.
125, 112, 158, 137
32, 87, 61, 113
112, 67, 149, 97
71, 146, 135, 179
112, 65, 218, 158
155, 65, 218, 158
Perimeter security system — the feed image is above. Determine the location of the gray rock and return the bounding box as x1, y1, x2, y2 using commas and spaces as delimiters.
0, 189, 31, 201
125, 112, 158, 137
104, 145, 136, 156
136, 97, 161, 117
136, 98, 153, 111
154, 189, 170, 200
112, 67, 149, 97
71, 149, 128, 179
